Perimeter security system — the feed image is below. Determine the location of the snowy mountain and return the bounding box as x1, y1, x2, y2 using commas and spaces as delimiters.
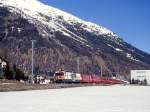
0, 0, 150, 79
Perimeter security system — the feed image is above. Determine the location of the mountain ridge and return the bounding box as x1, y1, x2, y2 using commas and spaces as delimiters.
0, 0, 150, 79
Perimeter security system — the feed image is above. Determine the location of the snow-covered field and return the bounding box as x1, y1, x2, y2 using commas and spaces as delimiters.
0, 86, 150, 112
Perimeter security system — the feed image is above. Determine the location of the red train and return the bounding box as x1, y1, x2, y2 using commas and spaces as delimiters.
54, 71, 129, 85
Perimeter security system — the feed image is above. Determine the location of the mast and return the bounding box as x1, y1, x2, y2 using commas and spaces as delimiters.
100, 65, 103, 77
77, 57, 80, 73
30, 40, 36, 83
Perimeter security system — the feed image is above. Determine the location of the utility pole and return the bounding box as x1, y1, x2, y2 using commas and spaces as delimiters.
77, 57, 80, 73
100, 65, 103, 77
30, 40, 36, 83
0, 62, 3, 78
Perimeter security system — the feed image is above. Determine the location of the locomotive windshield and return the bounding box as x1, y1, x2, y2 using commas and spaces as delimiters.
55, 72, 64, 76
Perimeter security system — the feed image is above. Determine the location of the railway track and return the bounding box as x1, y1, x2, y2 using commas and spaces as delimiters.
0, 83, 110, 92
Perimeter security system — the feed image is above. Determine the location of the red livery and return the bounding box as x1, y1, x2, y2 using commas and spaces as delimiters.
54, 71, 129, 85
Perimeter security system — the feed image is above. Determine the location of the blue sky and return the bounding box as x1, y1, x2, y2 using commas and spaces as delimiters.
40, 0, 150, 54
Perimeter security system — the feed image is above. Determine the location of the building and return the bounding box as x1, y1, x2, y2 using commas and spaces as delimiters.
34, 75, 51, 84
131, 70, 150, 85
0, 57, 7, 78
0, 58, 7, 68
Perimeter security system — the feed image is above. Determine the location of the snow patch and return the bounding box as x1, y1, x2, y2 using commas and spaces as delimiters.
115, 48, 123, 52
0, 86, 150, 112
0, 0, 120, 43
126, 53, 140, 61
107, 44, 123, 52
60, 31, 71, 37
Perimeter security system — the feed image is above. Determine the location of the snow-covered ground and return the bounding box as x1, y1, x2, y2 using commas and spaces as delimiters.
0, 86, 150, 112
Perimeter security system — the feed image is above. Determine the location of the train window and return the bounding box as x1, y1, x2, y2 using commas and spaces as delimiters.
55, 73, 64, 76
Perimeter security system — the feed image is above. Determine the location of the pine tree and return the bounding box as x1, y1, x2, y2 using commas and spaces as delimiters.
0, 64, 4, 79
132, 78, 135, 84
144, 78, 147, 85
3, 64, 13, 79
12, 64, 26, 81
